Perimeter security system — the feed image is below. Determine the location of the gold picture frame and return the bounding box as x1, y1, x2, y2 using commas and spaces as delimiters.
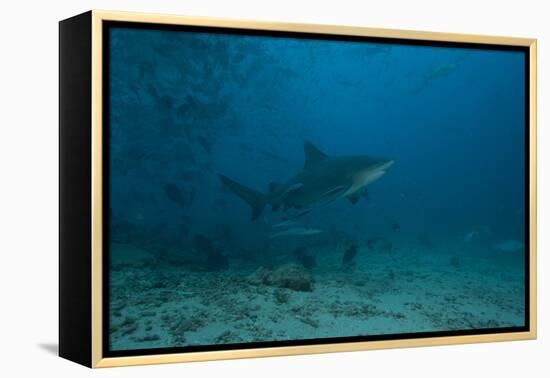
59, 10, 537, 368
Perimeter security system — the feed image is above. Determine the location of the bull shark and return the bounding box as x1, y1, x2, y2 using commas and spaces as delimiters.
219, 142, 394, 220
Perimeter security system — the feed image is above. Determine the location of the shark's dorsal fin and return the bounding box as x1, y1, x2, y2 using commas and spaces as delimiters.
304, 142, 328, 169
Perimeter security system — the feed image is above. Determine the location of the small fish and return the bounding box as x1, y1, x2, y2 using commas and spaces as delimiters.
197, 135, 213, 153
464, 230, 480, 242
417, 232, 435, 249
273, 219, 299, 228
288, 208, 313, 220
390, 220, 400, 232
293, 246, 316, 269
493, 240, 524, 253
269, 227, 323, 239
192, 234, 214, 254
342, 244, 359, 265
366, 237, 382, 251
424, 62, 459, 84
163, 183, 185, 208
192, 234, 229, 271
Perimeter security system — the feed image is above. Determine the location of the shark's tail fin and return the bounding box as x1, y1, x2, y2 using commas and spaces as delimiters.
219, 174, 266, 220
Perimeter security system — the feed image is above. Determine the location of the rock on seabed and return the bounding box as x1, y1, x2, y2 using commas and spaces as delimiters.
248, 263, 313, 292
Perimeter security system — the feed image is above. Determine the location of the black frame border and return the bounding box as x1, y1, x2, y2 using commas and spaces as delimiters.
101, 20, 531, 358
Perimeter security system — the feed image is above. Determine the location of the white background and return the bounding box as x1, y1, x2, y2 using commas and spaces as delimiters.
0, 0, 547, 376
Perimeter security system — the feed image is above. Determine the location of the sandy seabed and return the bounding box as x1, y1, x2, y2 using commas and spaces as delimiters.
108, 243, 525, 351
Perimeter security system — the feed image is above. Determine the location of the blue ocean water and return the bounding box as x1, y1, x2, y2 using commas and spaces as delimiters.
107, 26, 526, 351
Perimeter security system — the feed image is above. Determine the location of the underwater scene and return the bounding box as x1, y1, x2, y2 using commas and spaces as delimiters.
107, 25, 527, 352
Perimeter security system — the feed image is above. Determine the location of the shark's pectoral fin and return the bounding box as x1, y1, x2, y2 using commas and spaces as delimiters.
348, 193, 361, 205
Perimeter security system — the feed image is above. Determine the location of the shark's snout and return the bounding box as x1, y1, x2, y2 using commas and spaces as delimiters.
381, 159, 395, 170
351, 159, 394, 191
371, 159, 394, 173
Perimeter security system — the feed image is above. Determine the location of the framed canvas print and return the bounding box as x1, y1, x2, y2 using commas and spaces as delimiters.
59, 10, 537, 368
